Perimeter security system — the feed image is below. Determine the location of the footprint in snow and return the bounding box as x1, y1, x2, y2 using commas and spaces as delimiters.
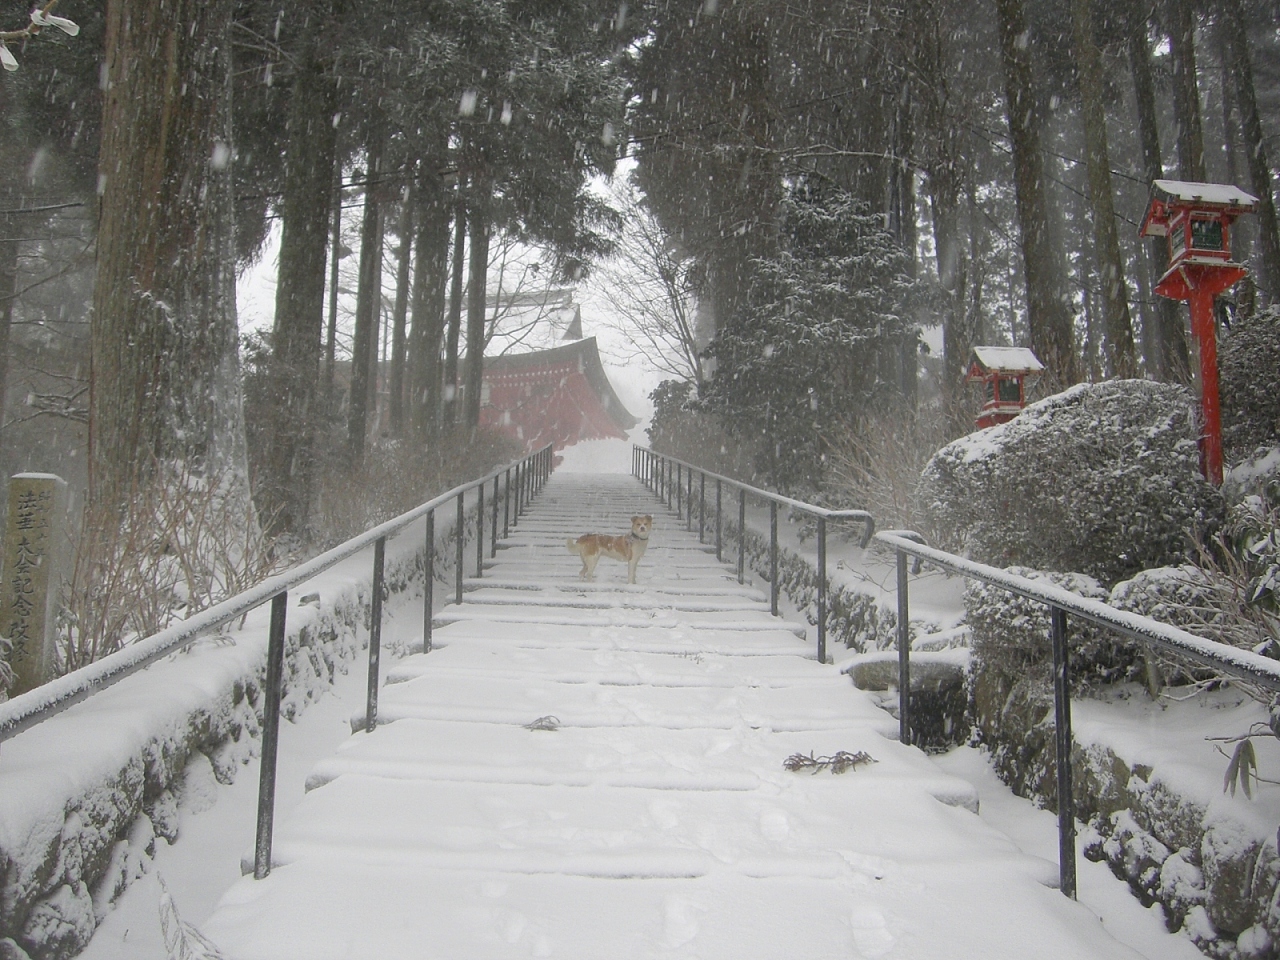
661, 895, 703, 949
849, 902, 895, 958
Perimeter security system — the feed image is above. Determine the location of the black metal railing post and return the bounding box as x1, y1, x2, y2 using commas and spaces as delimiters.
699, 473, 706, 543
715, 479, 723, 561
504, 469, 511, 538
676, 463, 683, 518
897, 550, 911, 746
1051, 605, 1077, 900
455, 492, 465, 604
770, 501, 779, 617
424, 509, 434, 654
667, 458, 674, 510
513, 462, 521, 522
476, 482, 485, 579
816, 517, 827, 663
686, 468, 693, 532
737, 488, 746, 585
365, 536, 385, 733
253, 590, 288, 880
491, 476, 499, 558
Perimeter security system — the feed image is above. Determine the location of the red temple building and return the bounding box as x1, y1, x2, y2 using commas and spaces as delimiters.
479, 337, 638, 450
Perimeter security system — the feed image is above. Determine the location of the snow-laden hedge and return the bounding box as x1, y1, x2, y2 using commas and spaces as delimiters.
1221, 307, 1280, 462
917, 379, 1224, 585
719, 515, 943, 654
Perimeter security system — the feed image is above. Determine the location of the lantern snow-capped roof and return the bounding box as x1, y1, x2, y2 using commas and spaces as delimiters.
1140, 179, 1259, 305
966, 346, 1045, 378
966, 346, 1044, 430
1139, 181, 1258, 235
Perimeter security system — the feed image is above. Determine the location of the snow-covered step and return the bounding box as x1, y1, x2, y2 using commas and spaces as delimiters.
463, 578, 768, 600
385, 645, 827, 686
431, 607, 805, 636
305, 720, 978, 810
458, 589, 768, 613
423, 619, 814, 657
357, 673, 862, 732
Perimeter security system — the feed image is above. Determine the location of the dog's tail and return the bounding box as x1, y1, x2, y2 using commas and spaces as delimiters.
565, 537, 582, 555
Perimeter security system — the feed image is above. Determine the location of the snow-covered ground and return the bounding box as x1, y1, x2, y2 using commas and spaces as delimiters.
72, 437, 1228, 960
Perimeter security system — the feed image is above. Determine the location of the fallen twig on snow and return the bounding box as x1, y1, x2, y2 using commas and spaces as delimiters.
784, 750, 876, 774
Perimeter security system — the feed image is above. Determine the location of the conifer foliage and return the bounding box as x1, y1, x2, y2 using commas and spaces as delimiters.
702, 184, 930, 488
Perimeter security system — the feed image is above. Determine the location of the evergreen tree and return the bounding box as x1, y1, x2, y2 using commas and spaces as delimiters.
702, 184, 929, 488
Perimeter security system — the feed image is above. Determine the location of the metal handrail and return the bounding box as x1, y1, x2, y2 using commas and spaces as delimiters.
0, 441, 555, 879
632, 446, 874, 663
877, 528, 1280, 903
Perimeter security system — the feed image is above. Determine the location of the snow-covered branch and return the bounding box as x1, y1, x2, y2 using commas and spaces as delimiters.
1, 1, 79, 72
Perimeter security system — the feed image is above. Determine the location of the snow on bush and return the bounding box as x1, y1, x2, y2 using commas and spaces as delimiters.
1220, 306, 1280, 462
917, 379, 1224, 585
966, 568, 1140, 694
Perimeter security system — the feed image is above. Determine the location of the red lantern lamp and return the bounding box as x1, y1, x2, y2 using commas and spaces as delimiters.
1140, 179, 1258, 485
966, 346, 1045, 430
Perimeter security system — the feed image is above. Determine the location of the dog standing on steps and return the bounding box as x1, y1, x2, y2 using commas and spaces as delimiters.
566, 515, 653, 584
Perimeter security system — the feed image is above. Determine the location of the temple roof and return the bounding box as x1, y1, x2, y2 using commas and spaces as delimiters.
483, 337, 639, 432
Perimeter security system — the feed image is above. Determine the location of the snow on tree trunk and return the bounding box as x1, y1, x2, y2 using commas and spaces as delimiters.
1071, 0, 1137, 379
1221, 0, 1280, 305
407, 172, 449, 439
994, 0, 1079, 388
1124, 0, 1190, 382
91, 0, 250, 526
463, 191, 490, 433
1166, 0, 1207, 183
346, 123, 385, 469
263, 46, 338, 537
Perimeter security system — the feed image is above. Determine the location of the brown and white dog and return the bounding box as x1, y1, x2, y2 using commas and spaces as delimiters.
566, 515, 653, 584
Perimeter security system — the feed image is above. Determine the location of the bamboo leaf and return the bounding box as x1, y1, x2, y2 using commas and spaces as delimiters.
1225, 740, 1243, 796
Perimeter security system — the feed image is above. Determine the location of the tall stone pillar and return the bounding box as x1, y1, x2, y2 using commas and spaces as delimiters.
1, 474, 68, 695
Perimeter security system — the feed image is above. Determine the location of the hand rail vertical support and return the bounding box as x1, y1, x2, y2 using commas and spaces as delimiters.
676, 463, 682, 519
769, 501, 779, 617
896, 550, 911, 746
816, 517, 827, 663
476, 482, 485, 579
491, 476, 499, 558
515, 462, 522, 522
686, 468, 693, 532
455, 492, 465, 604
365, 536, 385, 733
503, 469, 511, 538
737, 488, 746, 584
699, 473, 706, 543
715, 479, 723, 561
424, 509, 434, 654
1051, 605, 1077, 900
253, 590, 288, 880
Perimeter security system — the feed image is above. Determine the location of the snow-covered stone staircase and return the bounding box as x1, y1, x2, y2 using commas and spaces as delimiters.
203, 472, 1145, 959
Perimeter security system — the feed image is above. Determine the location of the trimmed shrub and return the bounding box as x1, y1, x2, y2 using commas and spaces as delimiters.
917, 379, 1224, 585
1220, 306, 1280, 462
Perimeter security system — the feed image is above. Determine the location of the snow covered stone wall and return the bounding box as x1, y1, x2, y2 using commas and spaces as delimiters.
967, 572, 1280, 959
0, 509, 482, 960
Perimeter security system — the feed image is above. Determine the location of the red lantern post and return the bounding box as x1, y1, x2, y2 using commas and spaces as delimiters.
1140, 180, 1258, 486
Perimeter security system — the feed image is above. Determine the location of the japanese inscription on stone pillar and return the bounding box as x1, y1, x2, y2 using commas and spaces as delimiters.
1, 474, 67, 695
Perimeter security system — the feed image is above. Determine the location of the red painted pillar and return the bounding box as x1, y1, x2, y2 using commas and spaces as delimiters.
1189, 285, 1223, 486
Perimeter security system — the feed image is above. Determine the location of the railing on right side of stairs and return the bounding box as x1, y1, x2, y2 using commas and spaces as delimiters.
876, 530, 1280, 902
0, 442, 555, 883
631, 446, 874, 665
633, 447, 1280, 904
